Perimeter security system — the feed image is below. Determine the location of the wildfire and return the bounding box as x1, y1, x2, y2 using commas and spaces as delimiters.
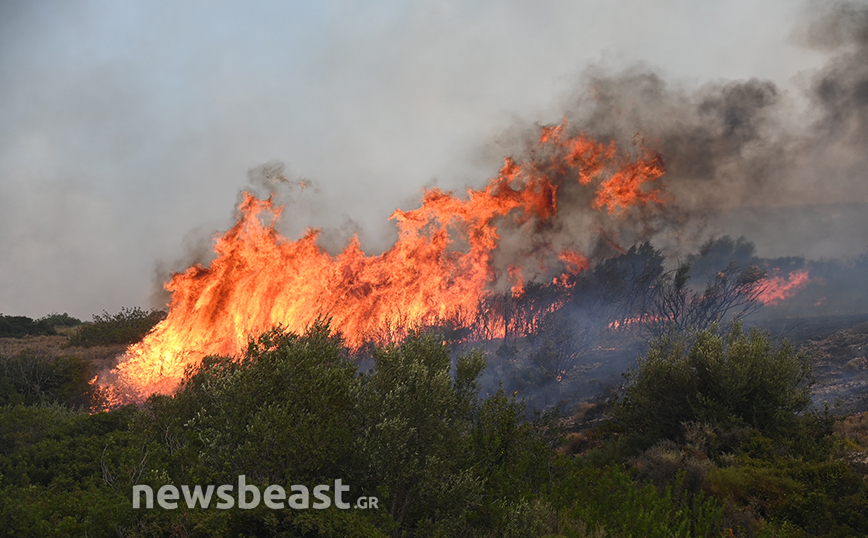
759, 269, 811, 305
102, 122, 666, 402
608, 314, 662, 330
558, 250, 591, 279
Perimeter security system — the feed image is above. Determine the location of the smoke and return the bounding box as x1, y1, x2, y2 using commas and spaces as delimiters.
801, 1, 868, 139
138, 1, 868, 332
518, 0, 868, 261
183, 0, 868, 304
465, 0, 868, 411
2, 0, 866, 320
323, 1, 868, 282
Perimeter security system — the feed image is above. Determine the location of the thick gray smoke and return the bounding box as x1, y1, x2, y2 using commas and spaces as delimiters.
4, 0, 865, 320
178, 1, 868, 301
541, 0, 868, 260
469, 2, 868, 413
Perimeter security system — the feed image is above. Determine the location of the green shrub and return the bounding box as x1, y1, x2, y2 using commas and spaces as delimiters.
553, 465, 725, 538
774, 460, 868, 536
706, 465, 802, 519
128, 325, 521, 537
66, 307, 165, 347
39, 312, 82, 328
613, 322, 813, 451
0, 314, 57, 338
0, 351, 94, 408
0, 404, 138, 538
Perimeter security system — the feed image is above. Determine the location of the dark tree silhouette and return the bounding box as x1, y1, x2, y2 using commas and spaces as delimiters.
642, 262, 767, 338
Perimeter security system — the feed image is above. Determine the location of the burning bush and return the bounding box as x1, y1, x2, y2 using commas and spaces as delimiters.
642, 262, 768, 339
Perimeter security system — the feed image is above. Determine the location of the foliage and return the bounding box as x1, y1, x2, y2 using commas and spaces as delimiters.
613, 322, 813, 451
0, 350, 94, 408
66, 307, 166, 348
353, 332, 489, 534
2, 322, 867, 537
0, 314, 57, 338
39, 312, 83, 328
100, 323, 550, 537
0, 404, 137, 537
554, 465, 725, 538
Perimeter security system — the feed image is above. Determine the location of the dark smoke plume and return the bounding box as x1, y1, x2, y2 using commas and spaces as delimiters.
517, 1, 868, 261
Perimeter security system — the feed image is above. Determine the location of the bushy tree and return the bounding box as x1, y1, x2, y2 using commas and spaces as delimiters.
354, 332, 488, 535
38, 312, 82, 328
613, 322, 813, 450
122, 323, 553, 537
0, 314, 57, 338
175, 322, 359, 485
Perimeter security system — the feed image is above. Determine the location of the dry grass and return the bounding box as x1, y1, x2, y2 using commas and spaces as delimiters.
0, 335, 128, 370
559, 432, 588, 456
835, 412, 868, 449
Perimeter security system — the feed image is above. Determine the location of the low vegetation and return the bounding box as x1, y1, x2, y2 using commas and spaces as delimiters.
0, 351, 94, 408
65, 307, 165, 348
613, 322, 814, 450
0, 317, 866, 537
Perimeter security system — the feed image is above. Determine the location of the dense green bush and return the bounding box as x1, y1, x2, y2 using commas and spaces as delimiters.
115, 324, 528, 536
0, 314, 57, 338
0, 404, 137, 537
613, 322, 813, 451
599, 322, 868, 536
66, 307, 166, 347
39, 312, 82, 328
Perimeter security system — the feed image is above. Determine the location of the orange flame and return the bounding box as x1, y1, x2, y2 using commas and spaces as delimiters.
558, 250, 591, 273
759, 269, 811, 305
103, 123, 666, 401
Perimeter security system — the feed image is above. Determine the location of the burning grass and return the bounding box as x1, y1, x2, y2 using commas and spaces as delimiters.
100, 123, 669, 402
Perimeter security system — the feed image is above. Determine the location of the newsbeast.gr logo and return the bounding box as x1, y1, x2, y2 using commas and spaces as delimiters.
132, 476, 378, 510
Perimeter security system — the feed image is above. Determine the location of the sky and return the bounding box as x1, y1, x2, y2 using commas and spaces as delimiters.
0, 0, 862, 320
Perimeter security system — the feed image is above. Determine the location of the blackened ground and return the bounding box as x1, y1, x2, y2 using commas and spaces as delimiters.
510, 313, 868, 429
757, 314, 868, 414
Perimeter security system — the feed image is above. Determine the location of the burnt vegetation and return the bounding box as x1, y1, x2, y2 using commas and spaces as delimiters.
456, 237, 812, 411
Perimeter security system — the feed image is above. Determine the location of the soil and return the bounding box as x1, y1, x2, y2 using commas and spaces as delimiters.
760, 315, 868, 414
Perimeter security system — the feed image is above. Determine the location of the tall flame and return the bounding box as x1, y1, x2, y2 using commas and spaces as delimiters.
104, 123, 666, 401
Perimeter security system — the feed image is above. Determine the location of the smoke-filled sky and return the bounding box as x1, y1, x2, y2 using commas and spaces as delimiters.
1, 0, 866, 320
